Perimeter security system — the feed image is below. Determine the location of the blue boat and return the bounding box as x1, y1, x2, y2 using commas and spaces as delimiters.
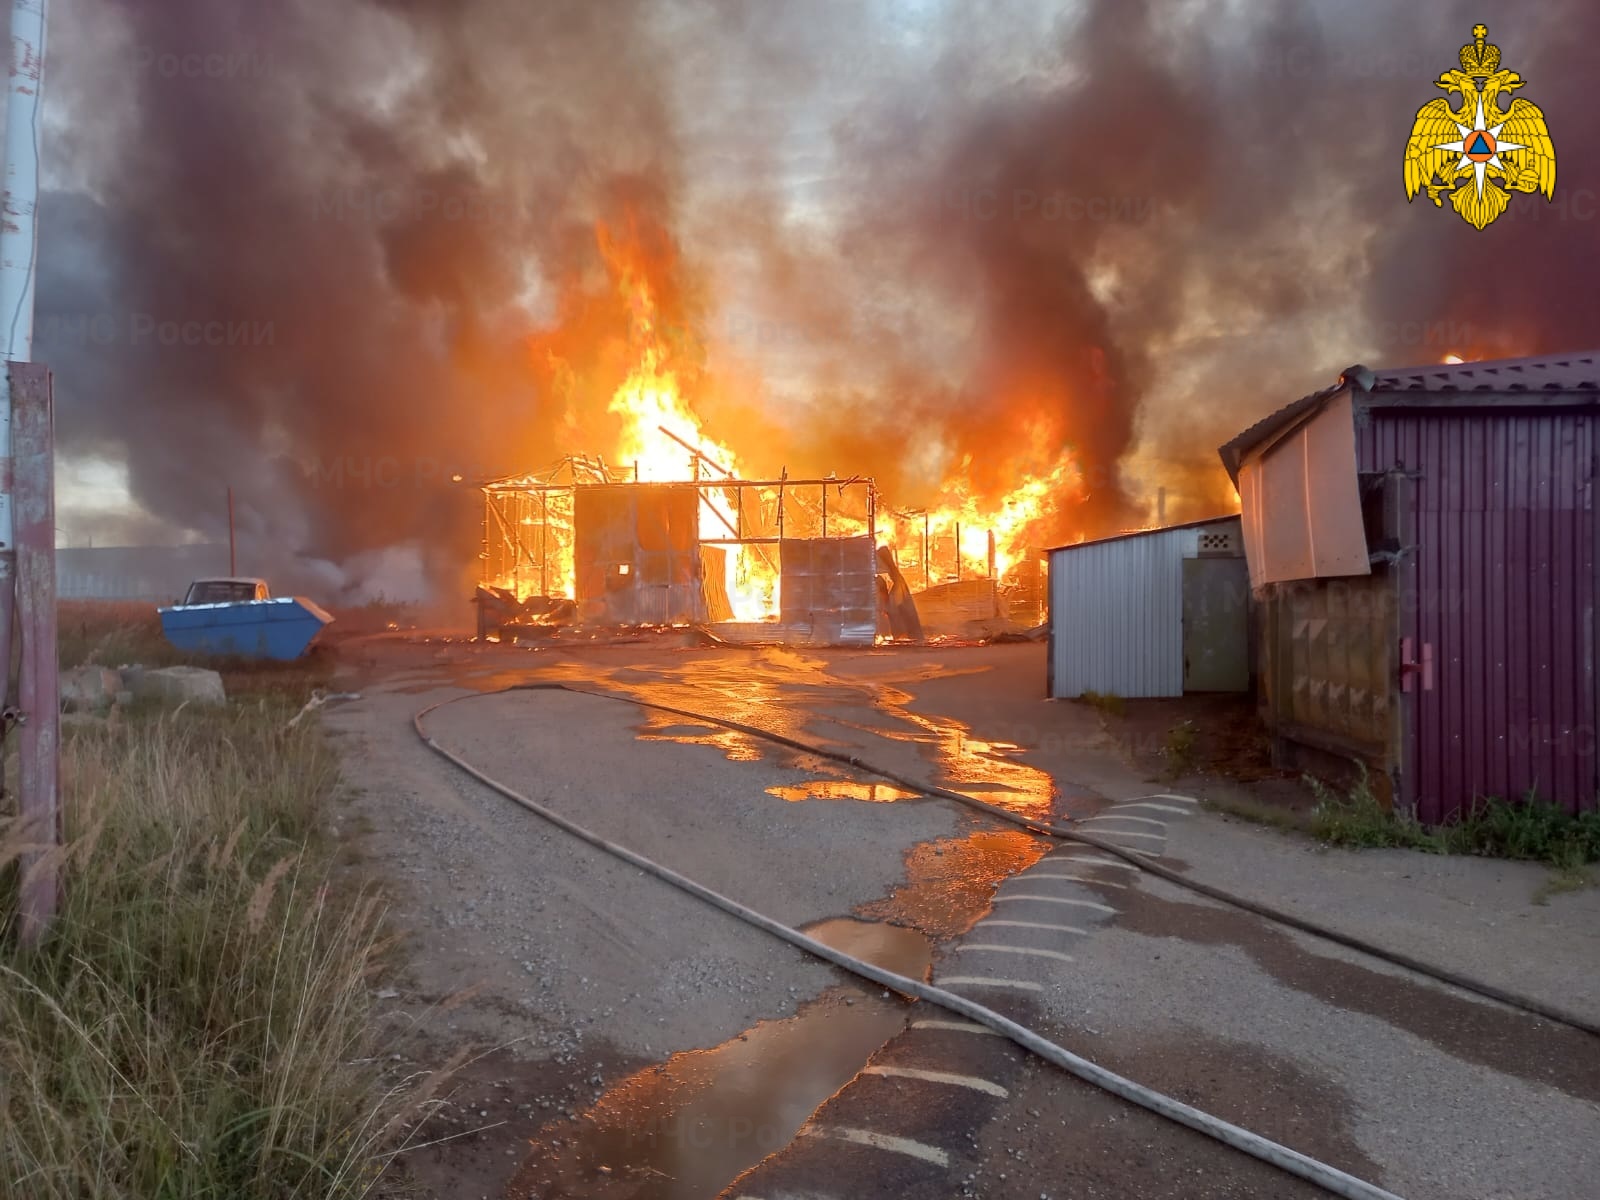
159, 578, 334, 660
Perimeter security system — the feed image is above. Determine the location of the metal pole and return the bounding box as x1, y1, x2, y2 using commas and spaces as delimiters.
227, 487, 236, 575
988, 529, 996, 579
0, 0, 48, 715
954, 522, 961, 582
480, 492, 490, 581
923, 513, 930, 591
820, 484, 827, 537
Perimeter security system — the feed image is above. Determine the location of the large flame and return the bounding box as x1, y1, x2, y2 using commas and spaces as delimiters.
888, 428, 1087, 599
492, 212, 1100, 629
599, 220, 780, 620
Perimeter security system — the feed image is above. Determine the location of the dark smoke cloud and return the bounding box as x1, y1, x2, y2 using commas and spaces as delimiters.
38, 0, 677, 595
34, 0, 1600, 593
711, 0, 1600, 540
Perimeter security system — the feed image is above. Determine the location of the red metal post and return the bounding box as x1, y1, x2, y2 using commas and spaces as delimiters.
11, 362, 59, 946
227, 486, 236, 575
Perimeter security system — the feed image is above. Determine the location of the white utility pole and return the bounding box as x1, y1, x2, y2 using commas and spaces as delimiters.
0, 0, 46, 691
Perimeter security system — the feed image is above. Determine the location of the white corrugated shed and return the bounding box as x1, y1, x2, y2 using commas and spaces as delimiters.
1048, 516, 1242, 699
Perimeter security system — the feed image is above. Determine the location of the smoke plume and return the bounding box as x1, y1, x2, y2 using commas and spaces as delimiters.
33, 0, 1600, 594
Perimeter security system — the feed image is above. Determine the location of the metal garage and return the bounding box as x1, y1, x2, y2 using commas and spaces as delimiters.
1047, 516, 1249, 699
1219, 352, 1600, 822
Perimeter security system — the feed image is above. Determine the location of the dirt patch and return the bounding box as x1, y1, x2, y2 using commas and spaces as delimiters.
1093, 694, 1317, 817
1107, 695, 1278, 781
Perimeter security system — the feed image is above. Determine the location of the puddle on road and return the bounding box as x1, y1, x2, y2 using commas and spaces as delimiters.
802, 916, 932, 979
822, 680, 1058, 820
504, 918, 930, 1200
398, 643, 1063, 825
636, 714, 768, 763
895, 713, 1057, 819
766, 780, 922, 803
860, 827, 1051, 940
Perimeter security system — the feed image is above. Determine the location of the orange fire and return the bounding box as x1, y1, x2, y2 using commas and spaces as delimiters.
888, 434, 1086, 593
598, 220, 780, 620
496, 211, 1091, 627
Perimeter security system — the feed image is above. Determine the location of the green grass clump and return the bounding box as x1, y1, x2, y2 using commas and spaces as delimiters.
1076, 690, 1126, 718
1436, 796, 1600, 868
1308, 768, 1436, 850
0, 699, 411, 1200
1310, 769, 1600, 872
1162, 719, 1198, 779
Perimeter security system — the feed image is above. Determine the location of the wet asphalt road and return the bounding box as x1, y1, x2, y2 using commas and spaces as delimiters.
334, 637, 1600, 1200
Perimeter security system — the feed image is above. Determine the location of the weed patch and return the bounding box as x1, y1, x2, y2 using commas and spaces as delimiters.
1162, 719, 1198, 779
1308, 769, 1436, 850
1310, 771, 1600, 872
1076, 690, 1125, 718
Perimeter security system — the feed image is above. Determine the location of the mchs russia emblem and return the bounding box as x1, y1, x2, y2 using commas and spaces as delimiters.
1404, 25, 1556, 229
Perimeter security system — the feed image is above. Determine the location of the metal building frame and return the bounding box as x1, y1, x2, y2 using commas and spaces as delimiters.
480, 460, 877, 606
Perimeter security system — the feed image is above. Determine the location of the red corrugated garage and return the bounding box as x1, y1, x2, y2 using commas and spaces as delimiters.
1220, 351, 1600, 824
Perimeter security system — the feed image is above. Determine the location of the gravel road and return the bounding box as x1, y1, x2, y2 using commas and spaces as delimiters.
326, 637, 1600, 1200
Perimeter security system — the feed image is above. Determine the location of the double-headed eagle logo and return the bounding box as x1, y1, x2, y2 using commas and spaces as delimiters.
1405, 24, 1556, 229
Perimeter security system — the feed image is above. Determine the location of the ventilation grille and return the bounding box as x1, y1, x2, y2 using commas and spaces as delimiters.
1197, 529, 1239, 556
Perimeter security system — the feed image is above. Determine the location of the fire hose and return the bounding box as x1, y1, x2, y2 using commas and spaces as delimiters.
500, 681, 1600, 1040
411, 683, 1595, 1199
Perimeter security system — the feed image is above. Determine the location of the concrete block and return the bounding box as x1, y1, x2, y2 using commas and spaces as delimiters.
128, 665, 227, 707
61, 665, 122, 712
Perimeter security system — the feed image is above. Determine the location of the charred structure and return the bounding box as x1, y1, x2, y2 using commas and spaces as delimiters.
477, 457, 889, 645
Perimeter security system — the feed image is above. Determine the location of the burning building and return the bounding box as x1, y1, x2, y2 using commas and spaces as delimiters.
474, 202, 1063, 645
477, 456, 884, 644
475, 453, 1055, 645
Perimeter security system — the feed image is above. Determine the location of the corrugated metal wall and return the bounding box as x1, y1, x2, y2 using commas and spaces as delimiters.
1048, 522, 1230, 699
56, 545, 230, 601
1357, 409, 1597, 819
779, 536, 878, 645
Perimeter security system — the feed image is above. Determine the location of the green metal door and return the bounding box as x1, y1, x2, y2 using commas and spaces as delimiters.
1182, 557, 1250, 692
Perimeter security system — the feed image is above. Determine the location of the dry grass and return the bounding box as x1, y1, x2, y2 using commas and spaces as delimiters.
0, 609, 429, 1198
57, 600, 187, 670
